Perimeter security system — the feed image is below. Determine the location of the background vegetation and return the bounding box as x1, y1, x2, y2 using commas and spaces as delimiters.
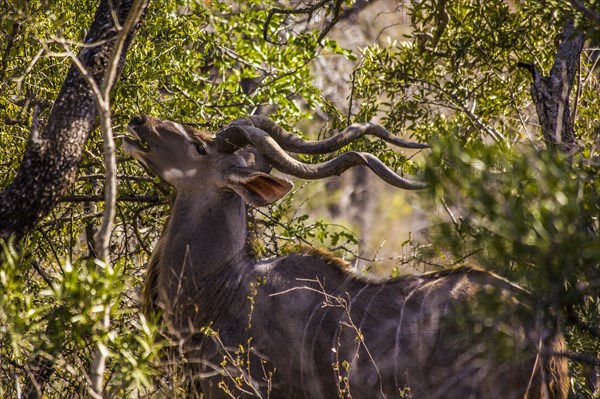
0, 0, 598, 397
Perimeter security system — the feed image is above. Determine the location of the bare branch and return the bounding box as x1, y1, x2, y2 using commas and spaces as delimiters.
568, 0, 600, 26
263, 0, 347, 45
75, 174, 154, 182
94, 0, 149, 262
12, 48, 44, 94
59, 194, 165, 203
316, 0, 344, 43
86, 1, 149, 397
263, 0, 330, 44
52, 36, 103, 101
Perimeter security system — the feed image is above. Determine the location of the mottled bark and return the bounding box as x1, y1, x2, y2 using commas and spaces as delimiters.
0, 0, 145, 241
6, 1, 148, 398
526, 23, 583, 151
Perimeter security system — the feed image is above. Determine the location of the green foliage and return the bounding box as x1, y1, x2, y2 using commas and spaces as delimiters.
346, 0, 600, 393
0, 241, 160, 397
1, 0, 600, 396
1, 0, 360, 396
249, 186, 359, 260
354, 1, 568, 144
424, 139, 600, 311
116, 0, 327, 129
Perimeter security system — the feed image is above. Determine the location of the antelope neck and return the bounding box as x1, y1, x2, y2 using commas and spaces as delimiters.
162, 188, 249, 278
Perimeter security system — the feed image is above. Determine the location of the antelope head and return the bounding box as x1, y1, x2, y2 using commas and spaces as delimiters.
123, 114, 427, 201
122, 115, 293, 206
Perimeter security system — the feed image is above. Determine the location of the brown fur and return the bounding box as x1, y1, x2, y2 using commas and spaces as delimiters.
294, 246, 351, 269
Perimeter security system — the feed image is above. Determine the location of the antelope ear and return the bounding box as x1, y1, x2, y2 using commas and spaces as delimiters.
226, 168, 293, 206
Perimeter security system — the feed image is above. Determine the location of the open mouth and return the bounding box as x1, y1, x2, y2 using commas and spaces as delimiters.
123, 126, 151, 154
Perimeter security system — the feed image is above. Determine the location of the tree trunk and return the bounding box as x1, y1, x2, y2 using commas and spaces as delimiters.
527, 23, 583, 152
524, 21, 600, 394
0, 1, 149, 397
0, 0, 146, 241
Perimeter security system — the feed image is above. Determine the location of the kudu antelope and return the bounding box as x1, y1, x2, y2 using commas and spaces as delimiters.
123, 115, 568, 399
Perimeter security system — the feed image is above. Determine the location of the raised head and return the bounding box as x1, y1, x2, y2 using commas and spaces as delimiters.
122, 115, 292, 206
123, 114, 428, 203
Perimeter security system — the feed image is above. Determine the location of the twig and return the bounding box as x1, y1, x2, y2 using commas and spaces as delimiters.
76, 174, 154, 182
431, 0, 448, 47
94, 0, 149, 262
441, 197, 459, 230
270, 279, 387, 397
14, 372, 22, 399
13, 48, 44, 94
263, 0, 330, 45
407, 77, 505, 142
60, 1, 149, 397
570, 50, 581, 126
566, 304, 600, 340
547, 350, 600, 366
316, 0, 344, 43
59, 194, 165, 203
1, 19, 22, 82
31, 260, 53, 287
347, 68, 358, 121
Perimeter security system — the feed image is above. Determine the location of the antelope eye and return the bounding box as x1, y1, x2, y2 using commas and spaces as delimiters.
194, 142, 207, 155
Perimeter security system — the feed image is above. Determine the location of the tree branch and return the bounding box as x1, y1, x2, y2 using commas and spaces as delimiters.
263, 0, 329, 44
0, 18, 22, 82
85, 2, 149, 397
10, 1, 148, 398
0, 0, 145, 242
568, 0, 600, 27
431, 0, 449, 47
59, 194, 165, 204
263, 0, 346, 45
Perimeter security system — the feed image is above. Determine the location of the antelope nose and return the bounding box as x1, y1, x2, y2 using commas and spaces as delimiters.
129, 115, 146, 126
